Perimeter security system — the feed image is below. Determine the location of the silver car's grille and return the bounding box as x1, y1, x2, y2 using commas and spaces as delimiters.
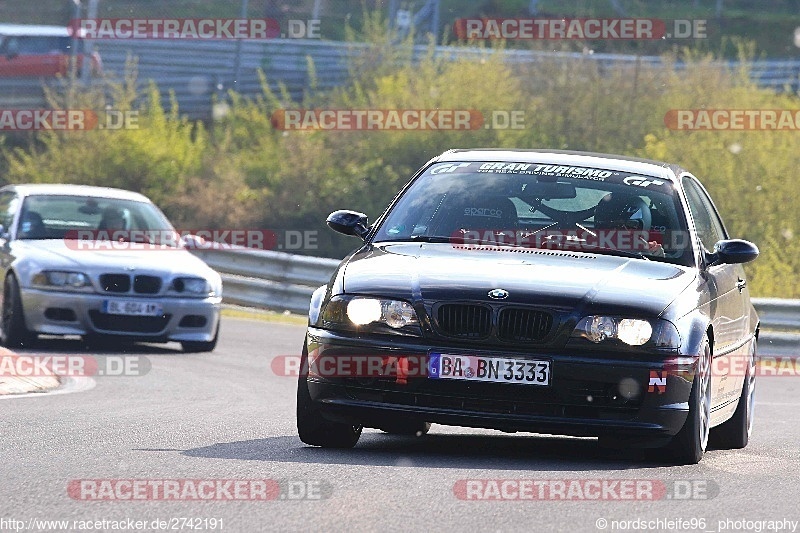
133, 275, 162, 294
99, 274, 130, 293
99, 274, 162, 294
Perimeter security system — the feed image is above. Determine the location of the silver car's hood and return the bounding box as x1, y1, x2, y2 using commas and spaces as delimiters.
9, 239, 221, 291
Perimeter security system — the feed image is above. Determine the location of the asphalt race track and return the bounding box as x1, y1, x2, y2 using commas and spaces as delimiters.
3, 317, 800, 533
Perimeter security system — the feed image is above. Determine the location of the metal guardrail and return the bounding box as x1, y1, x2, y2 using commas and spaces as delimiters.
750, 298, 800, 357
2, 40, 800, 120
191, 247, 799, 356
191, 248, 338, 314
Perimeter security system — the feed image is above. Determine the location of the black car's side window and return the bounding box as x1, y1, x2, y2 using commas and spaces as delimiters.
682, 177, 727, 252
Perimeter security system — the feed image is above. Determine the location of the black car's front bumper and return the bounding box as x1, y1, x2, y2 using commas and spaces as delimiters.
304, 327, 695, 447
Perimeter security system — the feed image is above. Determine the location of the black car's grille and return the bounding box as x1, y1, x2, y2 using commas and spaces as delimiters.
99, 274, 163, 294
436, 304, 492, 339
133, 275, 162, 294
497, 308, 553, 342
433, 304, 555, 343
99, 274, 130, 293
88, 310, 171, 333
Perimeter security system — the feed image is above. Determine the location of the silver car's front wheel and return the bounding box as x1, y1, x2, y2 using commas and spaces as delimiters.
0, 274, 36, 348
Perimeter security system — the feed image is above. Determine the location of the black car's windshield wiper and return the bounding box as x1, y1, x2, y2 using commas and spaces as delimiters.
376, 235, 453, 243
579, 244, 650, 261
379, 234, 537, 247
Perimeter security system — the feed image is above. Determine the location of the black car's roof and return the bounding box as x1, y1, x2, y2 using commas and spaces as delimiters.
434, 149, 685, 182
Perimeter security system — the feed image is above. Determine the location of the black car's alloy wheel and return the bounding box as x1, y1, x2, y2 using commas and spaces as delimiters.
667, 335, 712, 464
296, 343, 362, 448
710, 340, 757, 449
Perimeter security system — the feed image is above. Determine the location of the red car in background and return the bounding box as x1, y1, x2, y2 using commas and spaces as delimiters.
0, 24, 101, 77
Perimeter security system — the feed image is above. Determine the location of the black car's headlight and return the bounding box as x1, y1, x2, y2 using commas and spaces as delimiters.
168, 277, 215, 297
570, 316, 681, 350
31, 270, 92, 291
318, 295, 421, 335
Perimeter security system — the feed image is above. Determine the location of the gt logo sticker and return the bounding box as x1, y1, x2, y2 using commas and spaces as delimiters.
648, 371, 667, 394
624, 176, 665, 188
430, 162, 472, 174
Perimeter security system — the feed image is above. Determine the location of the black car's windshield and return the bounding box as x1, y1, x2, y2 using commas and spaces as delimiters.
372, 161, 693, 266
17, 194, 177, 245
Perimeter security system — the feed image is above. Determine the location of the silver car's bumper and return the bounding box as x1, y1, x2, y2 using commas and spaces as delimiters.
20, 287, 221, 341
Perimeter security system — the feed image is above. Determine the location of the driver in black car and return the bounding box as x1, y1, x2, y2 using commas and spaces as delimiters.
593, 192, 666, 257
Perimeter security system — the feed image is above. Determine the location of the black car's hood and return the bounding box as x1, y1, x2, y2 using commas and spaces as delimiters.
341, 243, 695, 317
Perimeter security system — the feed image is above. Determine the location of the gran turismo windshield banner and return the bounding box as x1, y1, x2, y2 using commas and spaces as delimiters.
426, 161, 673, 194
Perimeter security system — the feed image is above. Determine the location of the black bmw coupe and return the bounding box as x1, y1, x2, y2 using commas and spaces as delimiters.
297, 149, 759, 464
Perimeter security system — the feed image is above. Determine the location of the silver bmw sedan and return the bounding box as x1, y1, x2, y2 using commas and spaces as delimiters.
0, 184, 222, 351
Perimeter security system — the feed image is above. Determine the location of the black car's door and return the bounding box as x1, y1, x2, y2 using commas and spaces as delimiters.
682, 176, 749, 417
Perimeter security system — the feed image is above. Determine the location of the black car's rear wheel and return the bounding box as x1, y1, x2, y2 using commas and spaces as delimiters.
666, 335, 712, 464
1, 274, 36, 348
710, 340, 756, 449
296, 343, 362, 448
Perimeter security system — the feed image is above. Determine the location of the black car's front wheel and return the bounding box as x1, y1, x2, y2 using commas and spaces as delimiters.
1, 274, 36, 348
710, 339, 756, 449
296, 343, 362, 448
666, 335, 712, 464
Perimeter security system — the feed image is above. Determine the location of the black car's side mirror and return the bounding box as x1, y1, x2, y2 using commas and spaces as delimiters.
327, 210, 369, 240
708, 239, 759, 265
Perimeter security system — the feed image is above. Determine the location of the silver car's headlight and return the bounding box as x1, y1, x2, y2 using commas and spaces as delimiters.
31, 270, 92, 291
169, 277, 215, 297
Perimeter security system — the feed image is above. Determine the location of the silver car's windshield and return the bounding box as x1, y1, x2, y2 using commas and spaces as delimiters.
17, 194, 176, 245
